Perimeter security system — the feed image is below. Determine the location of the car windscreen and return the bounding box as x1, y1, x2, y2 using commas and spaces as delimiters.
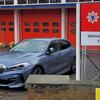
10, 39, 48, 53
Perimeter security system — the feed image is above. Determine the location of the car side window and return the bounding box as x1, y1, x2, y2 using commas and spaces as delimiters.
48, 41, 59, 53
59, 40, 71, 50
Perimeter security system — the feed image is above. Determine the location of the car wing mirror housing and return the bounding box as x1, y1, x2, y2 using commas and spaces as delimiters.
46, 47, 55, 55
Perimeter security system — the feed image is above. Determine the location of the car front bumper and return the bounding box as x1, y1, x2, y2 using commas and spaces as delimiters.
0, 66, 33, 88
0, 73, 24, 88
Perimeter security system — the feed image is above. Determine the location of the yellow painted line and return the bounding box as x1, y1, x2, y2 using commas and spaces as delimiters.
96, 88, 100, 100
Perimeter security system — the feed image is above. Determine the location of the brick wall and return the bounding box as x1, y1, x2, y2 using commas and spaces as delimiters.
27, 84, 97, 100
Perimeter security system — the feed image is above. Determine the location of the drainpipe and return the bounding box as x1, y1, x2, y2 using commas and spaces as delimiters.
14, 9, 19, 44
61, 0, 66, 39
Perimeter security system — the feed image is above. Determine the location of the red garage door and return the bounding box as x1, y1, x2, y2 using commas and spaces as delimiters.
67, 8, 76, 47
20, 9, 61, 40
0, 10, 14, 44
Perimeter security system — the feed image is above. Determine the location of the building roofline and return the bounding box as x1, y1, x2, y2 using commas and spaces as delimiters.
0, 3, 76, 9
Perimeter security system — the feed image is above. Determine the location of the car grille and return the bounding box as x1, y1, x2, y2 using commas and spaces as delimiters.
0, 64, 6, 74
0, 79, 16, 85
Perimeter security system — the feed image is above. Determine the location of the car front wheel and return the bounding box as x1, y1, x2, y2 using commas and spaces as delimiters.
71, 57, 76, 74
31, 66, 44, 74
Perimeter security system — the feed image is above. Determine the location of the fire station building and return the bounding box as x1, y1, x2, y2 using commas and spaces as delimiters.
0, 0, 99, 50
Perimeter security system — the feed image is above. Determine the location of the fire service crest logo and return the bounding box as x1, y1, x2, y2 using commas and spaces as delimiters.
86, 11, 99, 24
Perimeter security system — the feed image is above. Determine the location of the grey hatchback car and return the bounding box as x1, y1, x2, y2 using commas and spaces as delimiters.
0, 38, 75, 88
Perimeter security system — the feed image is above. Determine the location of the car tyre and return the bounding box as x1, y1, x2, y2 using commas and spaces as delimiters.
31, 66, 44, 74
70, 57, 76, 74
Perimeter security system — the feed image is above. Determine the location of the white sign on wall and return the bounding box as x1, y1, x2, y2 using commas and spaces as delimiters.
81, 32, 100, 46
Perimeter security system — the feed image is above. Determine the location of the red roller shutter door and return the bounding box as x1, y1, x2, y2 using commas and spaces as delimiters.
20, 9, 61, 40
0, 10, 14, 44
67, 8, 76, 47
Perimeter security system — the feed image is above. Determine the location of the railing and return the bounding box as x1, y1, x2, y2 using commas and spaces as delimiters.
0, 0, 100, 6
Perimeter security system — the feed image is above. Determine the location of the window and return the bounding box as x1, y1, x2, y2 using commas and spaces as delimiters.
8, 22, 14, 26
71, 22, 76, 27
43, 22, 49, 26
1, 22, 6, 26
0, 0, 4, 5
71, 29, 76, 34
25, 22, 31, 26
52, 29, 59, 33
50, 0, 61, 3
25, 28, 30, 32
33, 22, 39, 26
79, 0, 92, 2
1, 28, 6, 31
52, 22, 59, 27
28, 0, 37, 3
6, 0, 14, 5
9, 28, 14, 31
18, 0, 26, 4
59, 40, 71, 50
11, 40, 48, 53
66, 0, 77, 2
43, 29, 49, 33
34, 29, 40, 32
39, 0, 49, 3
48, 41, 59, 53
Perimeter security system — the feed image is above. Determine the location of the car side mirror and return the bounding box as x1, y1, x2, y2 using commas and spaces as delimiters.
46, 47, 55, 55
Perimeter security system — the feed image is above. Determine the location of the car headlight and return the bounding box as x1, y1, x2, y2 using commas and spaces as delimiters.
9, 62, 31, 71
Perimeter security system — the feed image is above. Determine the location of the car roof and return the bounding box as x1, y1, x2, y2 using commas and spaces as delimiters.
26, 38, 66, 42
